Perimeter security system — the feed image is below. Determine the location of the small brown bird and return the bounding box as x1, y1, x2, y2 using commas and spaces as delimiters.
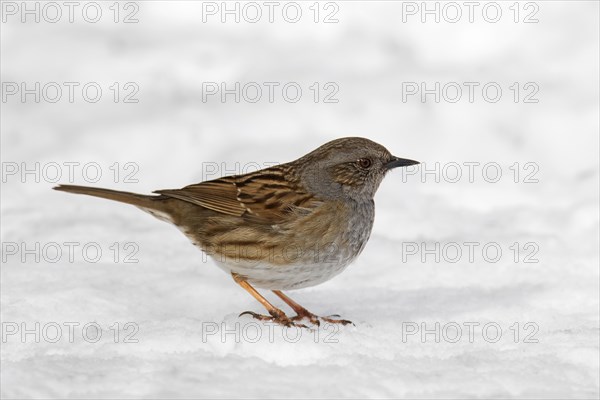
54, 137, 418, 327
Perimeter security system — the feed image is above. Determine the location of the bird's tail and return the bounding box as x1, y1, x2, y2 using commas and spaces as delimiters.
53, 184, 166, 212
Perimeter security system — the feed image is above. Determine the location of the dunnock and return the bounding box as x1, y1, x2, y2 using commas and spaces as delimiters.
54, 137, 418, 327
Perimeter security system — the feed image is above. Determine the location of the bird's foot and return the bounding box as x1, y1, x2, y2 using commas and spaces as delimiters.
291, 311, 353, 326
291, 311, 321, 326
239, 309, 308, 328
321, 314, 354, 326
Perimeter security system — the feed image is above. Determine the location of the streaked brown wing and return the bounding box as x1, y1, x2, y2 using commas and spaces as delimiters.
155, 178, 244, 216
154, 166, 318, 224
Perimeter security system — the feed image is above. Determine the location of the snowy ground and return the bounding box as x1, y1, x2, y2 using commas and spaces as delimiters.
1, 1, 599, 398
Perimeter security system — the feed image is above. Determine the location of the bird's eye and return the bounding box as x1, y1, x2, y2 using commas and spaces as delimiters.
357, 158, 372, 169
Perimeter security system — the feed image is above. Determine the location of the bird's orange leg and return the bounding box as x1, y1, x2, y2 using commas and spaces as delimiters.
272, 290, 352, 326
232, 274, 306, 328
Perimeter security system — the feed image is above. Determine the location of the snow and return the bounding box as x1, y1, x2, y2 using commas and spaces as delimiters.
1, 1, 599, 398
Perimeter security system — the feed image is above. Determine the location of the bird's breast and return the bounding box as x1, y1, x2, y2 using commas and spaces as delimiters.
207, 199, 375, 290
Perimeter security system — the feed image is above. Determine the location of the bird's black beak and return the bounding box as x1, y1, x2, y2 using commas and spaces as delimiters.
385, 156, 420, 170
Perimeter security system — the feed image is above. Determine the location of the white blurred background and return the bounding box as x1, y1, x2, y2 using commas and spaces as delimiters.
1, 1, 598, 398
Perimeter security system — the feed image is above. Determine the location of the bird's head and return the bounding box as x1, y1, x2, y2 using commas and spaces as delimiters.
296, 137, 419, 201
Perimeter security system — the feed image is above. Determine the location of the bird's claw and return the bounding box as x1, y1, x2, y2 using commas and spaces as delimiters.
291, 313, 321, 326
238, 310, 308, 328
322, 315, 354, 326
239, 310, 353, 328
292, 311, 353, 326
